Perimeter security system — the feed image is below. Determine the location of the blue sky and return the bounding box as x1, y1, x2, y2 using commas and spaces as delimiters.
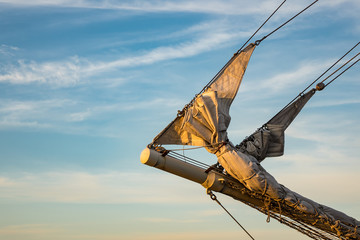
0, 0, 359, 239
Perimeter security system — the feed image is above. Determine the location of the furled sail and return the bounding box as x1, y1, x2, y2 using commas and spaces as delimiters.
152, 43, 256, 151
151, 43, 360, 239
236, 89, 316, 161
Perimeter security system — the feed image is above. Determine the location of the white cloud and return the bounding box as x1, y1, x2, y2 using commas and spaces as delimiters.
1, 1, 358, 88
87, 30, 237, 73
1, 0, 359, 18
0, 99, 75, 129
310, 97, 360, 108
287, 112, 359, 145
0, 44, 20, 56
0, 97, 182, 124
0, 0, 303, 15
0, 57, 82, 86
243, 60, 332, 95
0, 22, 238, 87
0, 97, 184, 139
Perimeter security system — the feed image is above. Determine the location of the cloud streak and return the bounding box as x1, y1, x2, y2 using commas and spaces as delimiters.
0, 97, 183, 137
0, 22, 239, 87
242, 59, 334, 95
0, 168, 359, 207
1, 0, 358, 20
0, 0, 306, 15
0, 171, 206, 204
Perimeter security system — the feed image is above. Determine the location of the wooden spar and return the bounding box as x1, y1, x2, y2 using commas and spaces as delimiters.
140, 147, 265, 207
140, 148, 351, 239
140, 147, 207, 184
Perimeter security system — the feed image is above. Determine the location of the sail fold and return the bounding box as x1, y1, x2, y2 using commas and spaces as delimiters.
237, 89, 316, 161
152, 43, 256, 149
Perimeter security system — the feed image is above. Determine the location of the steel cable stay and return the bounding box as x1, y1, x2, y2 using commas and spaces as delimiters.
190, 0, 320, 111
303, 41, 360, 93
255, 0, 319, 46
201, 0, 320, 95
266, 41, 360, 125
207, 190, 256, 240
320, 51, 360, 86
325, 56, 360, 88
198, 0, 288, 96
236, 0, 287, 54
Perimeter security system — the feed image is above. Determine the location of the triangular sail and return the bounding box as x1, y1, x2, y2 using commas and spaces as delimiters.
237, 89, 316, 161
152, 43, 256, 150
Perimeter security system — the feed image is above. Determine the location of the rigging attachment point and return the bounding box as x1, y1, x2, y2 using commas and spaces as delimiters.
316, 82, 325, 91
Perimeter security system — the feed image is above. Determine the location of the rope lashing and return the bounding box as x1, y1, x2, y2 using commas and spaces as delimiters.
207, 189, 255, 240
264, 196, 272, 223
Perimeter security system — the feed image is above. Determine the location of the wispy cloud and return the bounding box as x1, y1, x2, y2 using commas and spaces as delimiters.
0, 171, 205, 204
0, 44, 20, 56
0, 99, 75, 129
0, 168, 358, 210
242, 59, 333, 96
0, 57, 82, 86
0, 22, 238, 87
2, 0, 359, 18
0, 97, 182, 136
310, 98, 360, 108
87, 30, 238, 73
287, 113, 359, 145
0, 0, 303, 15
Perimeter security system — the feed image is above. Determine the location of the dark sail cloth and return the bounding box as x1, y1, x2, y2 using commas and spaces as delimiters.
236, 90, 316, 161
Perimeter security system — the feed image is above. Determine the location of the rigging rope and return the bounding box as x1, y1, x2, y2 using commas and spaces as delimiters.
152, 1, 328, 145
321, 51, 360, 86
304, 41, 360, 93
207, 190, 255, 240
325, 57, 360, 87
194, 0, 319, 107
266, 41, 360, 125
237, 0, 287, 54
255, 0, 319, 45
198, 0, 290, 97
